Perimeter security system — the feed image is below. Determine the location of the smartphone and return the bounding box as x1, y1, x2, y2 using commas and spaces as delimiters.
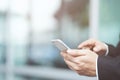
51, 39, 70, 52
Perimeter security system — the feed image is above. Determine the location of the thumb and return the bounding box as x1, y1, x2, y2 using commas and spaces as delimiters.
67, 49, 85, 57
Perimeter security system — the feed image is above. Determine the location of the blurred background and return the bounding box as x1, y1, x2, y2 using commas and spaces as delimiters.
0, 0, 120, 80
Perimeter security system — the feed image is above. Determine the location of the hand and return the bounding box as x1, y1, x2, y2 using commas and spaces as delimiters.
78, 39, 107, 55
61, 49, 98, 76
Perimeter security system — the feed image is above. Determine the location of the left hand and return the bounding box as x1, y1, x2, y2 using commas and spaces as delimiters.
60, 49, 98, 76
78, 39, 107, 55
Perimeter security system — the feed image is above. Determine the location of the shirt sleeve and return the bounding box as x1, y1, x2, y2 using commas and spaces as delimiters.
104, 44, 109, 56
96, 43, 108, 80
96, 56, 99, 80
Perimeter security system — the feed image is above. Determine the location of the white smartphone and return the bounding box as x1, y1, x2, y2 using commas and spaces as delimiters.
51, 39, 70, 52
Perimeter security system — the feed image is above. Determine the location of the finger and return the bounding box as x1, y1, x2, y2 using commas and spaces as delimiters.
68, 65, 75, 71
78, 39, 95, 49
64, 59, 75, 71
93, 45, 106, 55
60, 52, 66, 57
61, 52, 74, 62
67, 49, 86, 57
60, 52, 67, 59
93, 45, 102, 53
64, 59, 79, 71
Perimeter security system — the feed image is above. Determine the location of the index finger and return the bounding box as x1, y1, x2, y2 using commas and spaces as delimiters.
67, 49, 86, 57
78, 39, 95, 49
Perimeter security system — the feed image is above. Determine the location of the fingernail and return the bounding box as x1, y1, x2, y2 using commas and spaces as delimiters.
67, 49, 72, 53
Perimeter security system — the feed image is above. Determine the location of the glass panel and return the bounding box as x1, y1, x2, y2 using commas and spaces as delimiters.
0, 73, 5, 80
0, 0, 8, 12
27, 0, 90, 69
0, 13, 6, 64
7, 15, 29, 66
0, 0, 91, 80
9, 0, 29, 15
3, 0, 90, 68
99, 0, 120, 46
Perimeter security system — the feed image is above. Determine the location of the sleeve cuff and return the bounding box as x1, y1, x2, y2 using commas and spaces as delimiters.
104, 43, 109, 56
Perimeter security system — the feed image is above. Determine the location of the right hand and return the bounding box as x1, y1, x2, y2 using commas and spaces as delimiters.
78, 39, 107, 55
60, 49, 98, 76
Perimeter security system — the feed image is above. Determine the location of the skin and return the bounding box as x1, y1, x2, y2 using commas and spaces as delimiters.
60, 39, 107, 76
61, 49, 98, 76
78, 39, 107, 55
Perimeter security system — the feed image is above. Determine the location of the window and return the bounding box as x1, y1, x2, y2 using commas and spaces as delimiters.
99, 0, 120, 46
2, 0, 118, 80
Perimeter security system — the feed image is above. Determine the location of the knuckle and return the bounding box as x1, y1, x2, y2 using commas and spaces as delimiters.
78, 63, 85, 67
73, 63, 85, 71
73, 58, 81, 64
75, 50, 80, 54
74, 66, 80, 71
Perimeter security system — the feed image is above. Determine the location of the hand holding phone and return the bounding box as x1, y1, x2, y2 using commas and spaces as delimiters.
51, 39, 70, 52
